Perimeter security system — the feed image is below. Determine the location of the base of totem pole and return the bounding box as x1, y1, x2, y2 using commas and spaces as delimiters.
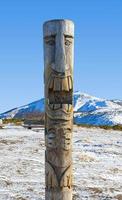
45, 188, 72, 200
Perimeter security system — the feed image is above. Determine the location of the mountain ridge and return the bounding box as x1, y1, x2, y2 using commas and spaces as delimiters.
1, 92, 122, 126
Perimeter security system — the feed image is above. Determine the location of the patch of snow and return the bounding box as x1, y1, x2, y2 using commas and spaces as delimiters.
0, 126, 122, 199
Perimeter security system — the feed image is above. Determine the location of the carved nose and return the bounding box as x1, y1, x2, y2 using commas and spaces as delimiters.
55, 34, 66, 73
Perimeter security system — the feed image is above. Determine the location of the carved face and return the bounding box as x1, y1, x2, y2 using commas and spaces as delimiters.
46, 127, 72, 150
44, 20, 74, 106
43, 20, 74, 74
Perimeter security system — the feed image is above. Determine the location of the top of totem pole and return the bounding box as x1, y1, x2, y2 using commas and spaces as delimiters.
43, 19, 74, 37
43, 19, 74, 24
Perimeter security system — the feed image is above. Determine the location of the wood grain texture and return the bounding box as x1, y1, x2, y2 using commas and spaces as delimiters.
43, 19, 74, 200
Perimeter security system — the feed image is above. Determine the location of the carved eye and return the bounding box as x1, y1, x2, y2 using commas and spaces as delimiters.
48, 132, 56, 139
45, 35, 55, 46
46, 39, 55, 46
64, 34, 73, 46
65, 40, 71, 46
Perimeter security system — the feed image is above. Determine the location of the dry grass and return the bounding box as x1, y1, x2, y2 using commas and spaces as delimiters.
114, 194, 122, 200
78, 153, 95, 162
75, 123, 122, 131
0, 139, 23, 145
88, 187, 103, 194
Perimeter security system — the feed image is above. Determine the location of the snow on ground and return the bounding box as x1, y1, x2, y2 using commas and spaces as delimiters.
0, 125, 122, 200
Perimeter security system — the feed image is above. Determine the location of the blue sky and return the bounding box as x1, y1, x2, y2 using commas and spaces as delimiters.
0, 0, 122, 113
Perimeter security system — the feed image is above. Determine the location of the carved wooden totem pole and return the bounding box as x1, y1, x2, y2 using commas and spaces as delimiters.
43, 19, 74, 200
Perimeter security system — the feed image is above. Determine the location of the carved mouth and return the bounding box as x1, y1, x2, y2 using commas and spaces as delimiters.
48, 76, 73, 105
49, 76, 72, 92
49, 104, 72, 111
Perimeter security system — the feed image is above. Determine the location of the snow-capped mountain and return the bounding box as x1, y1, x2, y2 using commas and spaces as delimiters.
1, 92, 122, 126
0, 98, 45, 119
73, 92, 122, 126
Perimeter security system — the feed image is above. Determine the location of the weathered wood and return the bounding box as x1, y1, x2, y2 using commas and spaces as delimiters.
43, 19, 74, 200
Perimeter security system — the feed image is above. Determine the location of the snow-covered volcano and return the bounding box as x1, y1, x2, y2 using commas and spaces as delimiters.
0, 92, 122, 126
